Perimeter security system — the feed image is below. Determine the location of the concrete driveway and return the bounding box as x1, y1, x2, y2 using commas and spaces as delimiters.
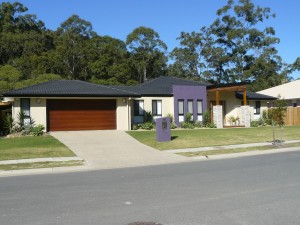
50, 130, 191, 170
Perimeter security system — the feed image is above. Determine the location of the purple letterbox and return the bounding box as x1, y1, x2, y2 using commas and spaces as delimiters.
156, 117, 171, 142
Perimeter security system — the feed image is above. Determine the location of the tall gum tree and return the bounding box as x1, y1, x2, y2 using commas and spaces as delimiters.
126, 26, 167, 83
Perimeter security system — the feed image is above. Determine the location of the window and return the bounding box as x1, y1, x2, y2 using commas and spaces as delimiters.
178, 100, 184, 115
254, 101, 261, 114
152, 100, 162, 116
134, 100, 144, 116
187, 100, 193, 114
20, 98, 31, 125
293, 102, 297, 107
197, 100, 203, 115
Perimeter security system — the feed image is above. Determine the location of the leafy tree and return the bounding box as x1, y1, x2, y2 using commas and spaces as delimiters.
87, 36, 135, 84
290, 57, 300, 75
55, 14, 95, 80
0, 2, 45, 33
169, 27, 212, 79
0, 65, 22, 94
15, 73, 62, 89
169, 0, 289, 87
210, 0, 281, 82
126, 26, 167, 83
0, 2, 47, 63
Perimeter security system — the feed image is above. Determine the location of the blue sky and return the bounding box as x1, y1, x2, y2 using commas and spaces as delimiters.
10, 0, 300, 79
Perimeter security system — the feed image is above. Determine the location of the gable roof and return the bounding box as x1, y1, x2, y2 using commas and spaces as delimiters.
236, 91, 277, 100
257, 80, 300, 100
118, 76, 209, 96
3, 80, 140, 97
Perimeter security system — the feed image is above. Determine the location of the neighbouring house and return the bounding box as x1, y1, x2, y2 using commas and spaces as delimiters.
2, 76, 277, 131
257, 79, 300, 125
257, 79, 300, 107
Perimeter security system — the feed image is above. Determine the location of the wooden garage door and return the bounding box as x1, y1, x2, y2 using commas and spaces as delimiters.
47, 99, 116, 131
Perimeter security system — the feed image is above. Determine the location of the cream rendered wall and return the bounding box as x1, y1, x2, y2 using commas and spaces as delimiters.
12, 98, 47, 130
30, 98, 47, 130
116, 98, 131, 131
12, 98, 20, 120
134, 96, 174, 119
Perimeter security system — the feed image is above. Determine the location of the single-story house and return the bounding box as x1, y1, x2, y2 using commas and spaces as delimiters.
257, 79, 300, 107
2, 76, 276, 131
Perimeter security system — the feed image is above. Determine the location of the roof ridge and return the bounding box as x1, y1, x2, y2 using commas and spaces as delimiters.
75, 80, 140, 95
3, 79, 64, 93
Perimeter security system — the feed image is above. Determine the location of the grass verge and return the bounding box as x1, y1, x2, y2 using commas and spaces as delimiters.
127, 126, 300, 150
0, 135, 75, 160
0, 160, 84, 171
178, 142, 300, 157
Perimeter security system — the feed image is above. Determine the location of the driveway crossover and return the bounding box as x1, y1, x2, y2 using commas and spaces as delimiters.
50, 130, 191, 170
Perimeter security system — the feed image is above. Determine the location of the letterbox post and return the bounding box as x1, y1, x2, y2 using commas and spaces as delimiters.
156, 117, 171, 142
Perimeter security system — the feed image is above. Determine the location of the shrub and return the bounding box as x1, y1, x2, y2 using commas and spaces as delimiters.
166, 113, 174, 123
170, 122, 177, 129
31, 124, 45, 136
262, 109, 272, 125
208, 122, 216, 128
202, 111, 211, 127
185, 112, 193, 123
195, 121, 202, 128
251, 117, 266, 127
16, 110, 26, 131
140, 122, 155, 130
251, 120, 259, 127
181, 121, 195, 129
132, 124, 140, 130
4, 114, 15, 134
144, 111, 153, 123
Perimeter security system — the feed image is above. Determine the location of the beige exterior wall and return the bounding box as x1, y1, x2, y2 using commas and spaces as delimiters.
116, 98, 131, 131
12, 98, 21, 124
11, 97, 132, 131
132, 96, 174, 123
30, 98, 47, 130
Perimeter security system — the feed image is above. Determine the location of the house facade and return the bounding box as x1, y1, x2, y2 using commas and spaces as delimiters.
257, 80, 300, 107
2, 76, 276, 132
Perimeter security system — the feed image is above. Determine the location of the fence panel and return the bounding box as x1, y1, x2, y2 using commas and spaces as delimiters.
285, 107, 300, 125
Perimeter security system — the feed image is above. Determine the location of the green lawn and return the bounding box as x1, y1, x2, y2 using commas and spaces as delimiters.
178, 142, 300, 157
0, 135, 76, 160
127, 126, 300, 150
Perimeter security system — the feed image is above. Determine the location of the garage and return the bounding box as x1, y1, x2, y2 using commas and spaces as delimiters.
47, 99, 116, 131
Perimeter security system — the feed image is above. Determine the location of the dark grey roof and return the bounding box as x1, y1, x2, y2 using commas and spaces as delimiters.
118, 76, 209, 96
3, 80, 141, 97
236, 91, 277, 100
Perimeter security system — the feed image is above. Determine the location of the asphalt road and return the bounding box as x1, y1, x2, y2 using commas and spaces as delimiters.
1, 151, 300, 225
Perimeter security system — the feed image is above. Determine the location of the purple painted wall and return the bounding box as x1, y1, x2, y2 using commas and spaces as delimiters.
173, 85, 207, 126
